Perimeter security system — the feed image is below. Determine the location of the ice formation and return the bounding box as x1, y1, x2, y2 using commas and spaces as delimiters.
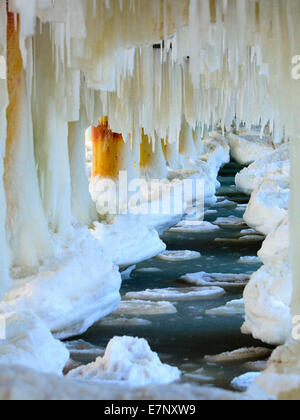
0, 0, 299, 401
206, 299, 245, 316
157, 250, 201, 261
124, 286, 225, 302
68, 336, 181, 387
204, 347, 272, 364
180, 272, 249, 289
115, 300, 177, 316
231, 372, 261, 392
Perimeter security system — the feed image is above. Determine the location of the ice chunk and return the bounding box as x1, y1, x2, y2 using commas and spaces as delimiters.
68, 336, 181, 386
170, 221, 220, 233
206, 299, 245, 316
115, 300, 177, 316
239, 256, 261, 264
65, 340, 105, 359
180, 272, 249, 289
124, 287, 225, 302
98, 317, 152, 327
134, 268, 162, 274
213, 217, 247, 229
157, 250, 201, 261
231, 372, 261, 392
204, 348, 272, 364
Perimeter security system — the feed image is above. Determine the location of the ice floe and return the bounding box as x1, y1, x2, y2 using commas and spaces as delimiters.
68, 336, 181, 387
157, 250, 201, 261
206, 299, 245, 316
213, 217, 247, 229
124, 287, 225, 302
179, 272, 249, 289
204, 347, 272, 364
169, 221, 220, 233
98, 317, 152, 327
228, 133, 274, 166
114, 300, 177, 316
231, 372, 260, 392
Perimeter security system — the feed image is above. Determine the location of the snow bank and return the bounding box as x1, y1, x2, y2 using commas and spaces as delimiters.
124, 287, 225, 302
0, 225, 121, 340
68, 336, 181, 387
228, 133, 274, 166
170, 221, 220, 233
236, 145, 289, 196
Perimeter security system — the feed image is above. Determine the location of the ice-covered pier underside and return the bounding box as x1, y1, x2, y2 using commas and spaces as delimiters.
0, 0, 300, 400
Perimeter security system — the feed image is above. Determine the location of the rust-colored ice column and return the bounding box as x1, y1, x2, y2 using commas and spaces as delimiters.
92, 117, 126, 179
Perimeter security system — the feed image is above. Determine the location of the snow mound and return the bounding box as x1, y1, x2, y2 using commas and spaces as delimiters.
115, 300, 177, 316
206, 299, 245, 316
124, 287, 225, 302
157, 250, 201, 261
180, 272, 249, 289
204, 347, 272, 364
231, 373, 260, 392
68, 336, 181, 387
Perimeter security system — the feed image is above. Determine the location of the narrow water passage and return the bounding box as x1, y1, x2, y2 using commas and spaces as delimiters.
78, 162, 272, 391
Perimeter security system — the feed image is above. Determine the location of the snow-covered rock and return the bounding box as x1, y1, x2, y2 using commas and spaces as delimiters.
68, 336, 181, 387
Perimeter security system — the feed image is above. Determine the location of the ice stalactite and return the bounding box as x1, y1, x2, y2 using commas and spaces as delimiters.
140, 130, 168, 181
4, 11, 52, 272
32, 26, 72, 240
0, 0, 9, 296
